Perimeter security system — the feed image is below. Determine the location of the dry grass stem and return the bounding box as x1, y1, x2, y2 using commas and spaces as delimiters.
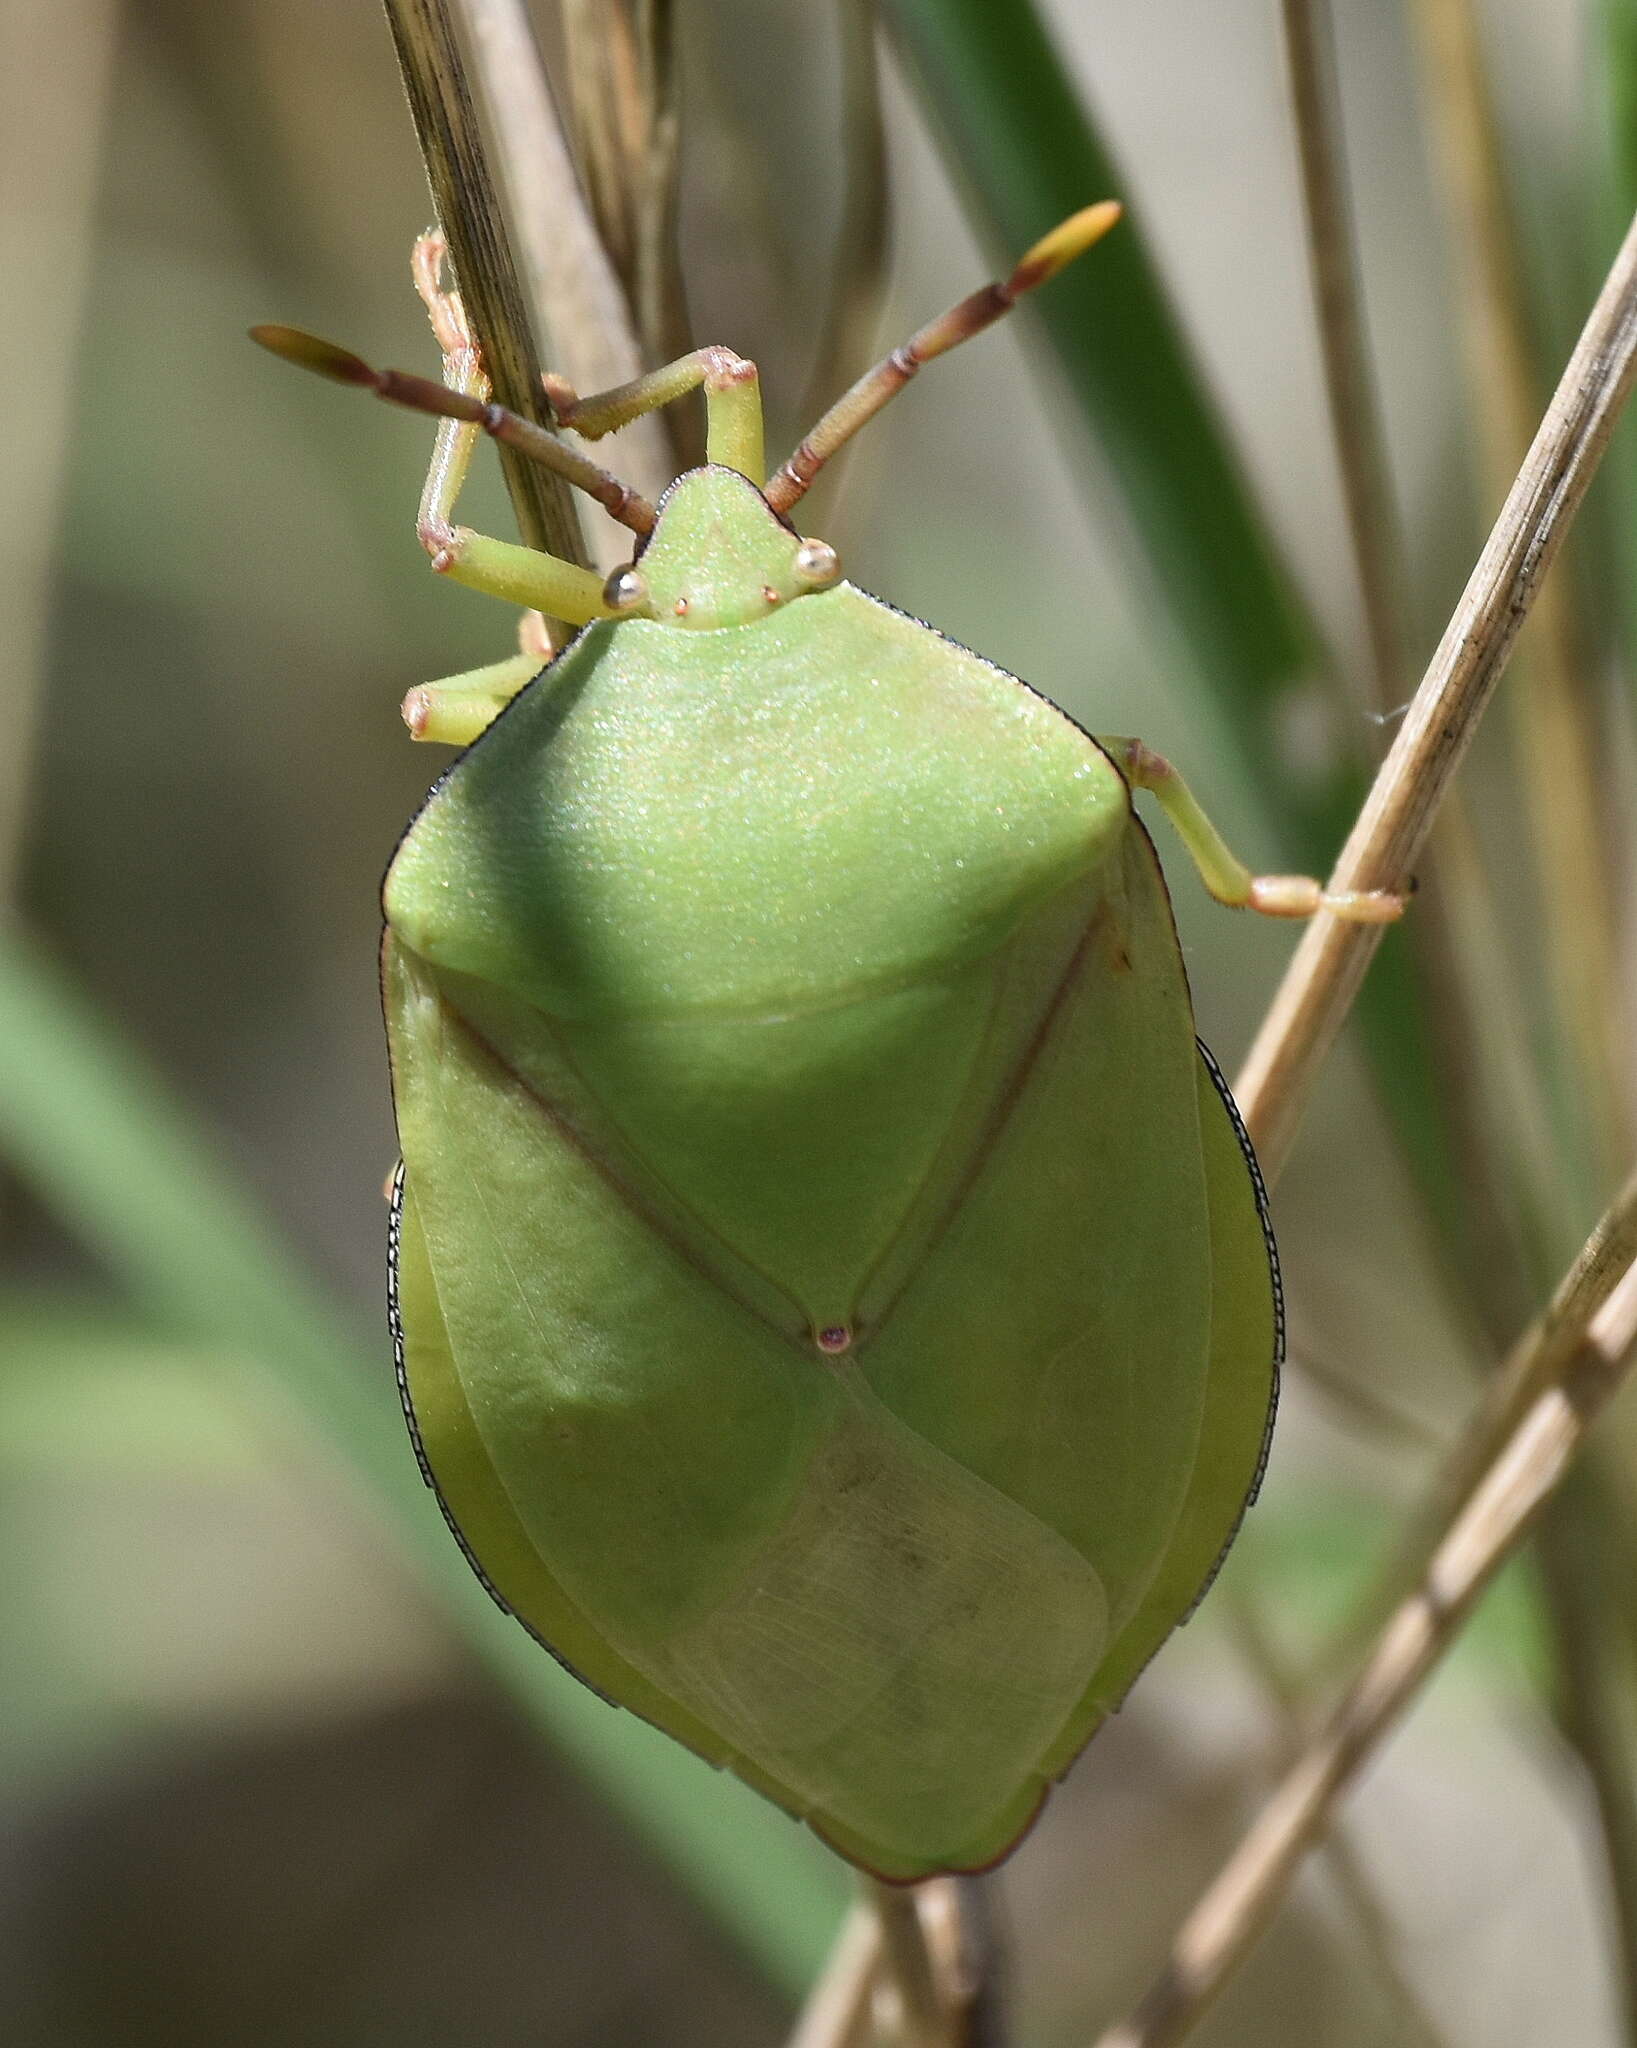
1092, 1182, 1637, 2048
1278, 0, 1405, 709
453, 0, 675, 512
380, 0, 585, 563
0, 0, 121, 905
1226, 1603, 1456, 2048
1435, 1159, 1637, 1506
1408, 0, 1626, 1179
789, 1879, 999, 2048
560, 0, 639, 277
1276, 0, 1540, 1338
1235, 204, 1637, 1179
1358, 1148, 1637, 1641
930, 1878, 1006, 2048
627, 1, 688, 375
562, 0, 691, 385
1358, 1161, 1637, 2024
869, 1879, 959, 2048
787, 1902, 881, 2048
796, 0, 890, 503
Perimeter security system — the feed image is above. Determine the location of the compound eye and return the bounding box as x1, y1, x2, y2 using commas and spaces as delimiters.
602, 565, 649, 614
791, 538, 842, 590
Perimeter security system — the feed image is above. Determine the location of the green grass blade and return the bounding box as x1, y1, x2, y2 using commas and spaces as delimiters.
883, 0, 1458, 1223
884, 0, 1314, 774
0, 926, 846, 1994
1599, 0, 1637, 672
1604, 0, 1637, 232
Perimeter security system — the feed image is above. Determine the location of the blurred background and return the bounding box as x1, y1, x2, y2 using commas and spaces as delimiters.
3, 0, 1635, 2041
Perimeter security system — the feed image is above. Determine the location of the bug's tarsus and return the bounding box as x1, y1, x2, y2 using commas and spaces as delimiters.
1105, 735, 1407, 924
763, 199, 1123, 514
411, 228, 474, 361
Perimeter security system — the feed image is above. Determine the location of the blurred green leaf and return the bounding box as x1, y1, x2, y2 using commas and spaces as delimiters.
0, 927, 846, 1994
1604, 0, 1637, 244
884, 0, 1318, 793
1599, 0, 1637, 671
1230, 1487, 1549, 1692
883, 0, 1459, 1228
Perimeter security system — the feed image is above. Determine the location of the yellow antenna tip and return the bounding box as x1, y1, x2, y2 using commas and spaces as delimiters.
1011, 200, 1123, 294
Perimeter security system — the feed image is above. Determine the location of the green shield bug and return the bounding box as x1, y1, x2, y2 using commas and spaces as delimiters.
253, 204, 1401, 1881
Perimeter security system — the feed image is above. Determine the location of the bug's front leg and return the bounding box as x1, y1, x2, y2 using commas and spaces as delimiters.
394, 234, 610, 747
1100, 737, 1406, 923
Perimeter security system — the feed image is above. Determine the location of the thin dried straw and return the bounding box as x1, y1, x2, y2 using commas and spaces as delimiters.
1088, 210, 1637, 2047
1278, 0, 1406, 710
381, 0, 585, 563
795, 0, 891, 511
455, 0, 675, 511
1093, 1172, 1637, 2048
1407, 0, 1625, 1179
0, 0, 121, 903
871, 1879, 955, 2048
563, 0, 693, 458
787, 1903, 881, 2048
791, 1877, 1000, 2048
1236, 205, 1637, 1178
1275, 0, 1545, 1358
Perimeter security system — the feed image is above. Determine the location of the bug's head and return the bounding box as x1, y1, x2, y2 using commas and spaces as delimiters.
599, 466, 843, 630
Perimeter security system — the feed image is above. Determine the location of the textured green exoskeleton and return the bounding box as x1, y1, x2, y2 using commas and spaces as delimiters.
256, 207, 1398, 1880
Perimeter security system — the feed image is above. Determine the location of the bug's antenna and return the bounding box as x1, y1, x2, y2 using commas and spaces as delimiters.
764, 200, 1122, 515
250, 324, 659, 536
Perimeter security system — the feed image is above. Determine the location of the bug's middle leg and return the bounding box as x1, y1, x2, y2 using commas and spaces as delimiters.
401, 376, 603, 740
381, 252, 575, 743
1100, 737, 1406, 923
545, 347, 766, 487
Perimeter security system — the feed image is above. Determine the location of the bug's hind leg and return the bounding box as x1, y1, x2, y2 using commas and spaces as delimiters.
398, 254, 568, 748
1102, 737, 1406, 923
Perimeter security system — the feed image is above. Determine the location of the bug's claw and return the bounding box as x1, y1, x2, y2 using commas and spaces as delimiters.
1245, 876, 1405, 922
1320, 888, 1407, 924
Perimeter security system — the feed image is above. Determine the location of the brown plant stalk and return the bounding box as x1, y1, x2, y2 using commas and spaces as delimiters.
1408, 0, 1625, 1188
1094, 1187, 1637, 2048
1236, 204, 1637, 1176
381, 11, 993, 2042
453, 0, 674, 515
1090, 205, 1637, 2045
1275, 13, 1637, 1995
381, 0, 585, 564
1276, 0, 1543, 1378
